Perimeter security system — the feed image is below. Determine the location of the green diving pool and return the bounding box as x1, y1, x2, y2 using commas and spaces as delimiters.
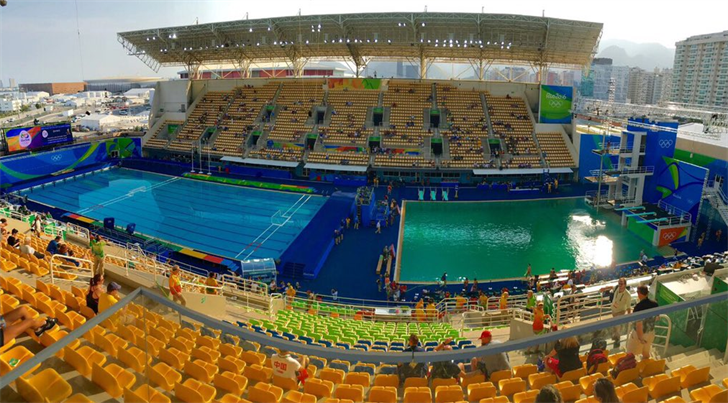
397, 197, 665, 282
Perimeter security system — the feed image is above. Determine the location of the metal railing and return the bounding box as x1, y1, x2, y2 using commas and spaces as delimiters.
49, 254, 93, 285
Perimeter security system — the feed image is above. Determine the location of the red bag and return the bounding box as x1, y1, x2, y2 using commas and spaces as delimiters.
297, 368, 309, 385
610, 353, 637, 378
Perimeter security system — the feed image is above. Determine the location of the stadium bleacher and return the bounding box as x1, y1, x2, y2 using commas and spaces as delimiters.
438, 85, 492, 169
306, 151, 369, 166
536, 132, 576, 168
486, 94, 537, 157
324, 90, 379, 146
168, 91, 233, 152
267, 81, 325, 143
381, 82, 433, 148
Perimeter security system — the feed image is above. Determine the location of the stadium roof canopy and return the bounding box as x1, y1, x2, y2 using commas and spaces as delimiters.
118, 12, 602, 76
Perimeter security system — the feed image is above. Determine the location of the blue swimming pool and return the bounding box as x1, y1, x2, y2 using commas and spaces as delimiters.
25, 168, 326, 260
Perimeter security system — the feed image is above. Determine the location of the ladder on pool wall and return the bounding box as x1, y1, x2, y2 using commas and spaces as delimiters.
234, 194, 312, 260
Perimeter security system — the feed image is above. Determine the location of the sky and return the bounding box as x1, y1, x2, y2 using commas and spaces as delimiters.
1, 0, 727, 84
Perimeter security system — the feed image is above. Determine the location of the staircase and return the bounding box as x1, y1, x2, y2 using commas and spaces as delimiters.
431, 83, 438, 109
480, 93, 495, 139
704, 181, 728, 225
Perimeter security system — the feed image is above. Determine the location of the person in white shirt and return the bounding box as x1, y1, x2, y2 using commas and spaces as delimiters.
271, 350, 308, 382
610, 278, 632, 348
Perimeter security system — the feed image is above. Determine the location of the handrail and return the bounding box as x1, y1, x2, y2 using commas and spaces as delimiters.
49, 254, 94, 285
654, 314, 672, 358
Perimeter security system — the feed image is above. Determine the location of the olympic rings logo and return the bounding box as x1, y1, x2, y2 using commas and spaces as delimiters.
658, 140, 674, 148
662, 232, 677, 240
548, 100, 563, 108
51, 155, 62, 162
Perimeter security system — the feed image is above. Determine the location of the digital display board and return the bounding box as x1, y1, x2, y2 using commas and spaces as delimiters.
4, 124, 74, 153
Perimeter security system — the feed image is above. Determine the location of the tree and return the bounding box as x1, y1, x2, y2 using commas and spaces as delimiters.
34, 103, 41, 110
20, 104, 30, 112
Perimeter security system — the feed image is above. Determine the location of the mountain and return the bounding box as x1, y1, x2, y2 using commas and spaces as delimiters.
597, 39, 675, 70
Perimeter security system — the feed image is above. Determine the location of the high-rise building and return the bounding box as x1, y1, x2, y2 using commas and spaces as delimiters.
9, 78, 17, 89
584, 58, 629, 103
671, 30, 728, 107
627, 67, 674, 105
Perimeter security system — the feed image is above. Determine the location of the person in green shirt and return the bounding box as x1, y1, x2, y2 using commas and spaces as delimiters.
526, 290, 537, 312
90, 234, 106, 276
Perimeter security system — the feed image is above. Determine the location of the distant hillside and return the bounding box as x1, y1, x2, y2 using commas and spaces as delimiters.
597, 39, 675, 70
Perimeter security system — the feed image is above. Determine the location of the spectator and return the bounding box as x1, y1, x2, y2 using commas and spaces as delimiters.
86, 274, 104, 314
545, 336, 581, 377
471, 330, 511, 377
271, 349, 309, 383
526, 290, 536, 312
46, 236, 61, 255
1, 306, 57, 347
31, 216, 42, 236
20, 237, 45, 260
593, 378, 620, 403
99, 282, 122, 313
627, 285, 658, 359
169, 266, 187, 307
205, 272, 219, 295
535, 385, 563, 403
499, 291, 509, 310
6, 228, 21, 248
432, 338, 466, 380
0, 218, 7, 236
331, 288, 338, 301
398, 334, 426, 382
610, 278, 632, 348
90, 235, 106, 276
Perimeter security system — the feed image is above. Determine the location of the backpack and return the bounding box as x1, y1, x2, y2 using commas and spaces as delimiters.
610, 353, 637, 378
590, 339, 608, 351
586, 348, 608, 374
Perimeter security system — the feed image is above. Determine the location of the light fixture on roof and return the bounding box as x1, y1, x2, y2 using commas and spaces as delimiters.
305, 40, 309, 44
249, 27, 253, 32
422, 22, 425, 26
387, 39, 391, 43
268, 26, 271, 31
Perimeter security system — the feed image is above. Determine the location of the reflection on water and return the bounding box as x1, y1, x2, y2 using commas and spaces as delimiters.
568, 213, 613, 268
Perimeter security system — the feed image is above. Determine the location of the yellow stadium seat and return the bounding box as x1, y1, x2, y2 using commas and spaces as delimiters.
175, 378, 217, 403
679, 365, 711, 388
214, 371, 249, 396
607, 352, 626, 367
197, 334, 221, 350
219, 355, 246, 374
145, 335, 165, 357
79, 305, 96, 319
345, 371, 371, 387
0, 345, 40, 377
220, 342, 243, 358
65, 394, 93, 403
0, 258, 18, 272
320, 368, 346, 385
374, 374, 400, 388
620, 385, 648, 403
63, 346, 106, 378
560, 368, 587, 383
249, 382, 284, 403
241, 350, 266, 366
184, 359, 219, 383
435, 385, 465, 403
219, 394, 253, 403
498, 378, 526, 397
243, 363, 273, 383
461, 374, 485, 389
304, 377, 334, 399
160, 347, 190, 370
638, 358, 666, 377
513, 390, 538, 403
15, 368, 72, 403
96, 332, 128, 357
118, 346, 151, 374
467, 382, 497, 401
723, 378, 728, 388
368, 386, 398, 403
404, 377, 429, 388
91, 362, 136, 398
150, 326, 173, 343
478, 397, 509, 403
642, 374, 681, 399
513, 364, 537, 379
170, 336, 195, 354
690, 384, 726, 403
578, 373, 604, 395
404, 387, 433, 403
335, 384, 364, 402
124, 385, 171, 403
661, 397, 686, 403
554, 381, 582, 402
149, 361, 182, 392
490, 369, 512, 385
272, 374, 300, 391
192, 345, 222, 363
433, 377, 459, 389
282, 390, 317, 403
39, 330, 79, 359
575, 397, 599, 403
610, 367, 639, 386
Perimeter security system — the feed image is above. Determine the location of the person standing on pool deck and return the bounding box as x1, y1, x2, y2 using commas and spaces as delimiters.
375, 220, 381, 234
524, 264, 532, 279
90, 235, 106, 276
441, 272, 447, 287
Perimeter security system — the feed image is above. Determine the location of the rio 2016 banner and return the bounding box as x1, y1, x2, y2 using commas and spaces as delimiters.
653, 156, 708, 224
539, 85, 573, 123
328, 78, 381, 90
4, 124, 74, 153
0, 138, 141, 188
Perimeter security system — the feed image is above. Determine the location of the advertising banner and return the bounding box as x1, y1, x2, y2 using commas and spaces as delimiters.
577, 133, 619, 180
653, 157, 708, 223
539, 85, 573, 123
328, 78, 381, 90
4, 124, 74, 153
0, 138, 141, 188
